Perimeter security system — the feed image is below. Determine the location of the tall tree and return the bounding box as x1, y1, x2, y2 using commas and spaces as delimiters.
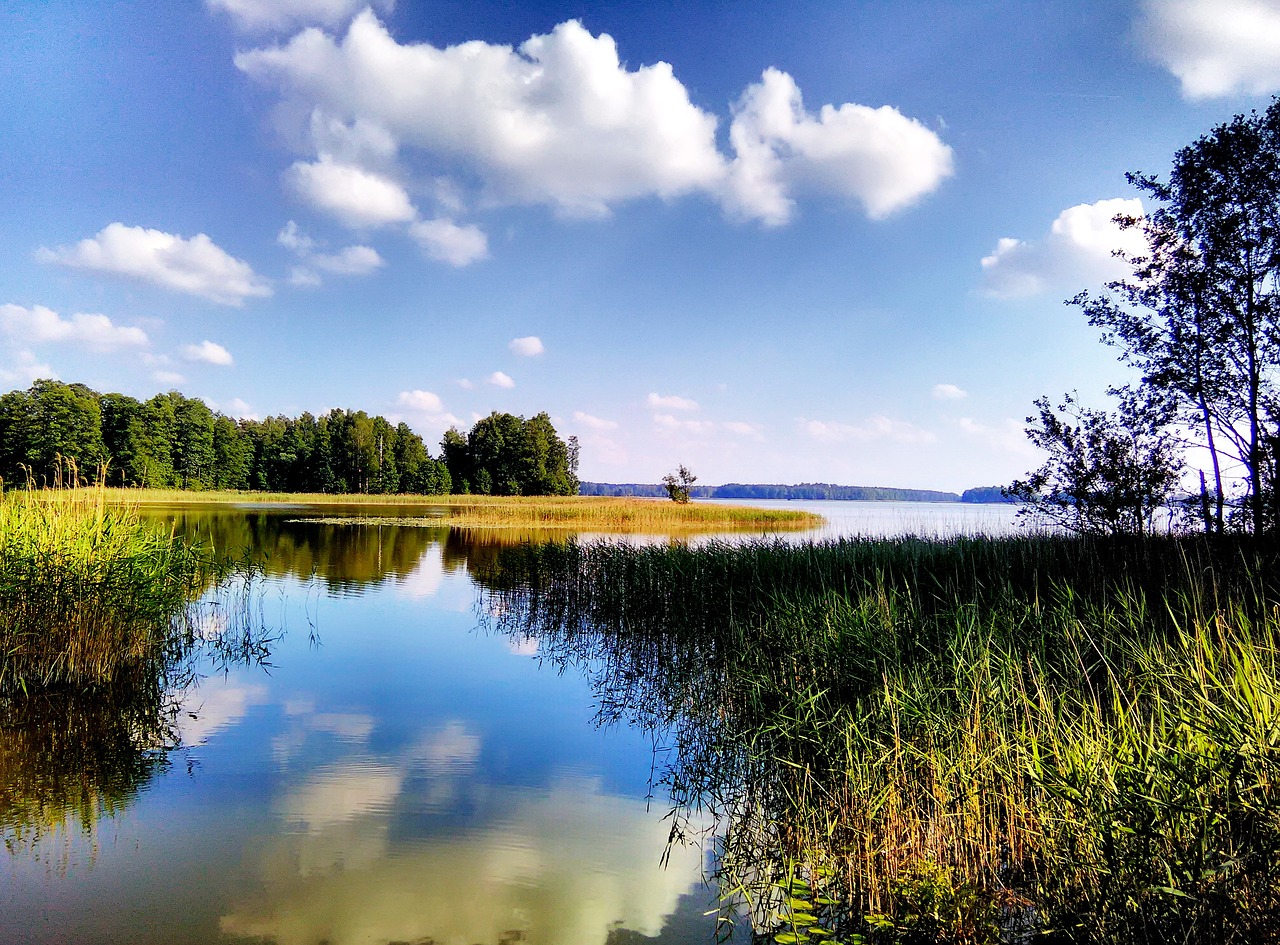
1072, 98, 1280, 533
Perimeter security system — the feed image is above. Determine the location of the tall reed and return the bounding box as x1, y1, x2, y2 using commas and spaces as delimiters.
0, 484, 216, 693
481, 535, 1280, 944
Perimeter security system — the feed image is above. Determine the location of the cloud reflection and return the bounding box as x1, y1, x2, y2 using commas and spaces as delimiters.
223, 772, 706, 945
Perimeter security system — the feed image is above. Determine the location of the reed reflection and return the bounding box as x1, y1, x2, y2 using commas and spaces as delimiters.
1, 575, 277, 866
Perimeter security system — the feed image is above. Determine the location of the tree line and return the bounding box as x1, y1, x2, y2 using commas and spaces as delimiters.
1012, 98, 1280, 536
0, 379, 578, 497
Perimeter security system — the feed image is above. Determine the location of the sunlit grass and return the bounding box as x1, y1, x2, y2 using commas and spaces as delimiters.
0, 485, 216, 693
92, 488, 824, 532
483, 535, 1280, 944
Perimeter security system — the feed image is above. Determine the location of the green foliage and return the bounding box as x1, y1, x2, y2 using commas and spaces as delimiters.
1008, 388, 1183, 535
0, 484, 217, 693
483, 534, 1280, 944
1065, 97, 1280, 534
439, 411, 579, 497
0, 379, 453, 496
662, 463, 697, 503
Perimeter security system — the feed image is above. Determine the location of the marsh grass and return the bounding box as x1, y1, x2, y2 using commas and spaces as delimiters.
482, 535, 1280, 944
0, 484, 218, 693
90, 487, 824, 532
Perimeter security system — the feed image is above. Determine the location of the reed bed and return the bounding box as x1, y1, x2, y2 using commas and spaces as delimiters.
0, 485, 216, 693
88, 487, 824, 532
481, 534, 1280, 944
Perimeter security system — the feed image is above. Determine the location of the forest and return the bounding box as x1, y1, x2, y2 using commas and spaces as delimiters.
0, 379, 578, 497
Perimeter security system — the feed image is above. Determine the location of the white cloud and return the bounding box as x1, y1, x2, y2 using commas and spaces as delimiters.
0, 303, 149, 350
397, 389, 445, 414
153, 370, 186, 386
238, 15, 726, 218
182, 340, 235, 366
207, 0, 394, 32
724, 68, 954, 225
1139, 0, 1280, 99
573, 410, 618, 431
277, 219, 315, 253
932, 383, 968, 401
287, 156, 416, 228
981, 198, 1147, 299
409, 218, 489, 267
723, 421, 760, 436
225, 398, 259, 420
289, 266, 324, 287
38, 223, 271, 306
396, 389, 461, 432
487, 371, 515, 389
455, 378, 475, 390
800, 416, 936, 444
647, 392, 699, 411
653, 413, 716, 435
278, 221, 384, 286
0, 351, 57, 386
237, 13, 951, 227
311, 244, 384, 275
509, 335, 544, 357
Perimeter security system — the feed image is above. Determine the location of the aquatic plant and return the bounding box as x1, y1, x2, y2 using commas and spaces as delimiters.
480, 534, 1280, 944
0, 483, 218, 693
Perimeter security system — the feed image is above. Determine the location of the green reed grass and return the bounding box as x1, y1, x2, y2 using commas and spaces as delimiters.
0, 485, 217, 693
482, 534, 1280, 944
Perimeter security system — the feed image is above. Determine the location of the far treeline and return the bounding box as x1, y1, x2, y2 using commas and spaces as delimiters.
581, 481, 1013, 503
0, 379, 579, 497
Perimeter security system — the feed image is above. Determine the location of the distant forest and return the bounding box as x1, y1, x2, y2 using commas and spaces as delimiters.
581, 482, 1015, 503
0, 380, 578, 497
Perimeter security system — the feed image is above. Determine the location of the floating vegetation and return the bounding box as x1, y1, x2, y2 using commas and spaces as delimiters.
481, 534, 1280, 944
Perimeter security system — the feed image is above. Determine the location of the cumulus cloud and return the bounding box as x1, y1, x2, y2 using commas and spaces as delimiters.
238, 15, 726, 218
278, 221, 384, 285
312, 244, 383, 274
207, 0, 394, 32
647, 392, 699, 411
653, 413, 716, 435
38, 223, 271, 306
573, 410, 618, 431
800, 416, 935, 444
287, 156, 416, 228
0, 303, 149, 350
487, 371, 515, 389
0, 351, 57, 387
153, 370, 186, 386
409, 218, 489, 267
396, 389, 460, 430
980, 198, 1147, 299
182, 340, 235, 366
725, 68, 954, 225
509, 335, 544, 357
236, 12, 952, 228
932, 383, 968, 401
1139, 0, 1280, 99
224, 397, 259, 420
723, 420, 760, 436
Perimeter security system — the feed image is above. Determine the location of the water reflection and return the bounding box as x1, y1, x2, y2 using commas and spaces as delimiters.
0, 577, 276, 869
223, 775, 705, 945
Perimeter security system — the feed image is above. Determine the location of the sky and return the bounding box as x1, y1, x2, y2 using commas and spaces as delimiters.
3, 0, 1280, 491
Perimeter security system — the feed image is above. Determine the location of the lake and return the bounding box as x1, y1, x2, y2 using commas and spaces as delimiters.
0, 501, 1019, 945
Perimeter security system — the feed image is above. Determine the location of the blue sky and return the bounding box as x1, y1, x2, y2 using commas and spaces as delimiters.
3, 0, 1279, 490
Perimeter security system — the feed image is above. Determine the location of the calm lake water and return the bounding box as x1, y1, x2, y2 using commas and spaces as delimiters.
0, 501, 1018, 945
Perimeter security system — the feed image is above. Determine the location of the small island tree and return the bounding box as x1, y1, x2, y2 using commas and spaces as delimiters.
662, 464, 697, 503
